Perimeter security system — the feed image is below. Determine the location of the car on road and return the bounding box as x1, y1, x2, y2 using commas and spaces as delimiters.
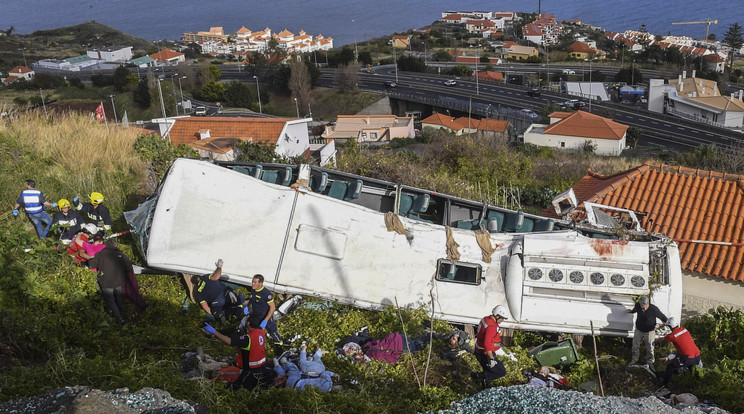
384, 80, 397, 88
520, 109, 540, 120
443, 79, 457, 86
560, 99, 578, 110
573, 101, 587, 110
527, 88, 541, 97
194, 106, 207, 116
562, 69, 576, 75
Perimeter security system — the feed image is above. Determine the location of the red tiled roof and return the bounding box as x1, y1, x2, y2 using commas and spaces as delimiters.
543, 110, 628, 140
475, 70, 504, 82
456, 56, 479, 63
567, 41, 594, 53
149, 49, 184, 62
471, 118, 508, 132
8, 66, 33, 74
541, 163, 744, 282
421, 113, 467, 131
168, 117, 293, 146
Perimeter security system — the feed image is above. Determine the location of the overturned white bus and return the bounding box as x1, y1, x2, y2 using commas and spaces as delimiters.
125, 158, 682, 337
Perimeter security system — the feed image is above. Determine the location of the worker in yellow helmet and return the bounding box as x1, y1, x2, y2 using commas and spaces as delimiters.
72, 191, 112, 231
51, 198, 85, 244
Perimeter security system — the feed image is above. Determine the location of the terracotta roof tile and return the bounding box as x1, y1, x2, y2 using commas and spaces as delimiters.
168, 117, 294, 146
541, 162, 744, 282
543, 110, 628, 140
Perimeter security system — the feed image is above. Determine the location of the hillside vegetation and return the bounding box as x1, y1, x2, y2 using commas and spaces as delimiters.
1, 112, 744, 413
0, 22, 153, 70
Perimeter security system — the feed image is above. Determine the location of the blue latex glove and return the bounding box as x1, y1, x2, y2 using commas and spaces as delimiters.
13, 209, 19, 216
51, 202, 58, 208
203, 323, 216, 334
73, 196, 79, 204
243, 306, 250, 315
260, 320, 267, 329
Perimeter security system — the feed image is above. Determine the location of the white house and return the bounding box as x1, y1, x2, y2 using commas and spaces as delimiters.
648, 71, 744, 129
87, 46, 133, 63
523, 110, 627, 155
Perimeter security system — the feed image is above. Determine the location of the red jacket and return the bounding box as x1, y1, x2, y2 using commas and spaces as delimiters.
242, 328, 267, 369
663, 327, 700, 358
475, 316, 501, 354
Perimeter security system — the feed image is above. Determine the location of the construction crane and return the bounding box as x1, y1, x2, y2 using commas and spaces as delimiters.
672, 19, 718, 42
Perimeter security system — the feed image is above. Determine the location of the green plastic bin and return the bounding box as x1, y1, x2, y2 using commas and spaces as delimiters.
528, 338, 580, 368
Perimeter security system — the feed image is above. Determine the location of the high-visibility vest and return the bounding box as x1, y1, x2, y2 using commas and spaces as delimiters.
21, 189, 44, 213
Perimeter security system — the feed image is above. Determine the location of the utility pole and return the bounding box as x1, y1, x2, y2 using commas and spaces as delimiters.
156, 80, 169, 141
254, 76, 262, 114
39, 89, 47, 117
393, 44, 398, 83
109, 94, 118, 123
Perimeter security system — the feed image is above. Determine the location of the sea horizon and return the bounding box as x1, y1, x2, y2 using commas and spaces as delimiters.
2, 1, 741, 48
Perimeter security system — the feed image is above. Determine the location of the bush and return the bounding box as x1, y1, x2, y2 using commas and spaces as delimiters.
133, 134, 198, 179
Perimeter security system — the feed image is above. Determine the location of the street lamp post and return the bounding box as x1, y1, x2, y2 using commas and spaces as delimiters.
393, 44, 398, 83
254, 76, 262, 114
475, 46, 479, 95
109, 94, 118, 123
352, 19, 359, 61
176, 76, 185, 114
588, 59, 592, 112
294, 97, 300, 118
156, 80, 169, 141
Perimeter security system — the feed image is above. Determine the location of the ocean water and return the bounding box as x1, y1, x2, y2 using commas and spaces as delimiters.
2, 0, 741, 47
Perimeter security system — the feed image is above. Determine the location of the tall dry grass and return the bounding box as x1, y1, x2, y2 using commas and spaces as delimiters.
1, 109, 147, 216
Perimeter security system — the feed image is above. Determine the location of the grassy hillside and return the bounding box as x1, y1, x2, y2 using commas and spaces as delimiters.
0, 22, 153, 72
1, 111, 743, 413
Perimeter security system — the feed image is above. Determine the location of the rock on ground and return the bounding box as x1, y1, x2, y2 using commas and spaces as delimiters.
432, 385, 730, 414
0, 386, 205, 414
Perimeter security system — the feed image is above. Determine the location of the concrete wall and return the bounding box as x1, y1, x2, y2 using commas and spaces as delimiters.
681, 272, 744, 321
524, 129, 625, 155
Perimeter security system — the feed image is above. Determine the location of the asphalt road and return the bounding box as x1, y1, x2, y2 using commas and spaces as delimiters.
315, 66, 743, 151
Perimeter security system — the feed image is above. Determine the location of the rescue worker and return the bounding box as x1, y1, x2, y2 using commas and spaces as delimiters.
51, 199, 85, 245
203, 315, 277, 390
654, 317, 702, 386
627, 296, 667, 369
73, 191, 112, 232
13, 179, 56, 238
474, 305, 513, 388
440, 329, 474, 361
87, 240, 132, 325
192, 259, 245, 324
249, 274, 284, 345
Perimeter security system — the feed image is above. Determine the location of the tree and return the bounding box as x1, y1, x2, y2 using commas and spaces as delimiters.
637, 23, 650, 50
449, 65, 471, 77
334, 63, 360, 91
200, 80, 225, 101
723, 23, 744, 73
432, 50, 453, 62
614, 66, 643, 85
224, 81, 253, 108
397, 55, 426, 72
112, 66, 132, 92
133, 79, 151, 109
289, 58, 312, 115
236, 141, 281, 163
358, 51, 373, 66
305, 58, 321, 86
208, 64, 222, 81
91, 74, 113, 87
626, 126, 642, 149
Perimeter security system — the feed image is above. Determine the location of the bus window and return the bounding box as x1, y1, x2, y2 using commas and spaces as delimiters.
436, 259, 481, 285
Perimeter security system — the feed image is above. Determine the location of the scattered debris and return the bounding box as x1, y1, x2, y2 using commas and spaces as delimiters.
0, 386, 204, 414
432, 384, 730, 414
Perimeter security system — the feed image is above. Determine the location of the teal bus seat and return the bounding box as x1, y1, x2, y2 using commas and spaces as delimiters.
279, 166, 292, 186
261, 170, 279, 184
233, 165, 262, 178
310, 172, 329, 193
486, 210, 505, 233
328, 180, 348, 200
502, 211, 524, 232
398, 194, 414, 216
455, 219, 479, 230
411, 194, 430, 214
520, 217, 535, 233
344, 179, 363, 200
533, 218, 554, 232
